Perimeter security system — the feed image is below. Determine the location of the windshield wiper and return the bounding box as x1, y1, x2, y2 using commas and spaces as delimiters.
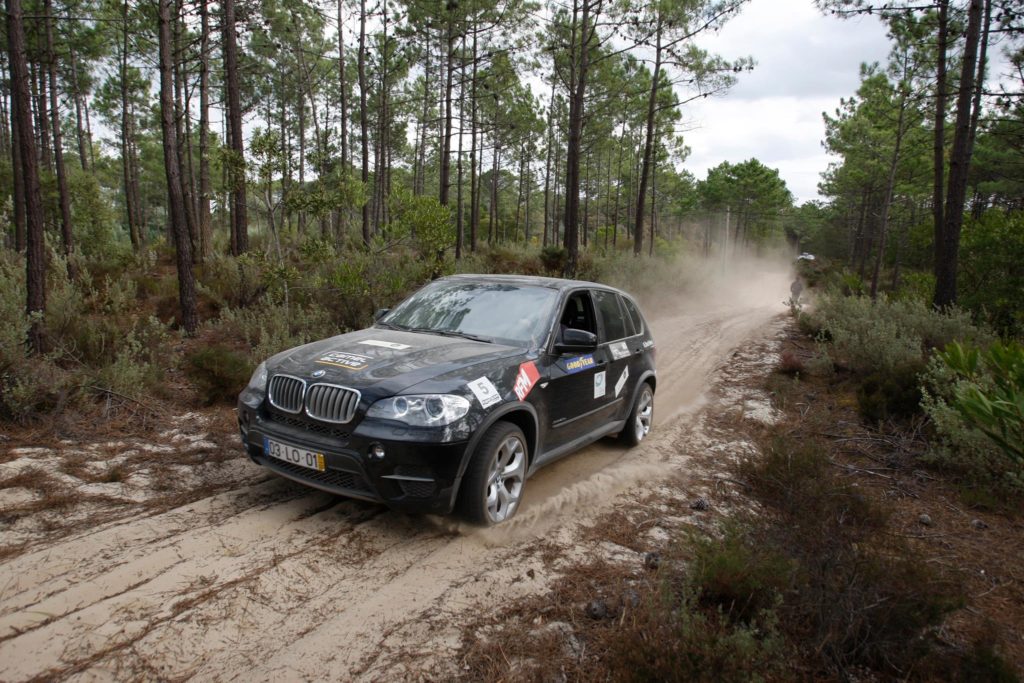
375, 321, 403, 330
430, 329, 494, 344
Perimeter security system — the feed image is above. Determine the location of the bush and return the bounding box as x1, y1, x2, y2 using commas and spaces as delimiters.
738, 435, 961, 674
922, 344, 1024, 497
186, 345, 253, 405
808, 293, 993, 375
857, 361, 925, 423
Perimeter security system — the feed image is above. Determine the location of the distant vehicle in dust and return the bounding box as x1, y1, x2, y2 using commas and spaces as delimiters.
237, 275, 657, 526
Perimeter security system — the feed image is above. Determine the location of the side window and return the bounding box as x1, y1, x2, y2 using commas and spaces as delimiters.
620, 295, 644, 336
558, 291, 597, 338
593, 290, 628, 342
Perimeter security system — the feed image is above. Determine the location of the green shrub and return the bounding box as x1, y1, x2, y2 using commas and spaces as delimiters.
689, 526, 791, 625
809, 293, 993, 375
186, 345, 253, 405
938, 342, 1023, 466
739, 434, 961, 675
857, 361, 925, 423
922, 343, 1024, 497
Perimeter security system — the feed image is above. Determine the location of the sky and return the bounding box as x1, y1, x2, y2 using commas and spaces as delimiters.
683, 0, 893, 204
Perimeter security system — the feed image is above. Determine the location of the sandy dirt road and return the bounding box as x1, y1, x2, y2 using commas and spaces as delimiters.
0, 262, 791, 682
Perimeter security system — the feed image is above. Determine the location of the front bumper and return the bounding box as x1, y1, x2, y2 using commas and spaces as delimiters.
237, 397, 471, 515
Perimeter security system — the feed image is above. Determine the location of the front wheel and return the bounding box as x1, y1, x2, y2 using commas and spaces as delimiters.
458, 422, 528, 526
620, 383, 654, 447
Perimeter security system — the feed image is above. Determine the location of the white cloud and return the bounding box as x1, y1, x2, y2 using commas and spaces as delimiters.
677, 0, 891, 203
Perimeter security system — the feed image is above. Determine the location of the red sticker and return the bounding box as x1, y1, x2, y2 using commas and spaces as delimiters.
513, 361, 541, 401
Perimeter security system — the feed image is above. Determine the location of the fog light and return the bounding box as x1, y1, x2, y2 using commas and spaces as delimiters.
369, 443, 386, 460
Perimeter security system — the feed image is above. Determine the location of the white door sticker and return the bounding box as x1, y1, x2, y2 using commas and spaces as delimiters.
467, 377, 502, 408
610, 341, 630, 360
594, 371, 607, 399
615, 366, 630, 397
359, 339, 411, 350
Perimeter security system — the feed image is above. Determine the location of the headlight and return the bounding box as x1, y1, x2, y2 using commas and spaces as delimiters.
366, 394, 471, 426
247, 362, 268, 392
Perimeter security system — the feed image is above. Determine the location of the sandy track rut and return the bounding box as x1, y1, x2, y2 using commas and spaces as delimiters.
0, 266, 790, 682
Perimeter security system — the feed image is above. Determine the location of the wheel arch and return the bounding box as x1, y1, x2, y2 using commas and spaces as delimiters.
456, 403, 540, 481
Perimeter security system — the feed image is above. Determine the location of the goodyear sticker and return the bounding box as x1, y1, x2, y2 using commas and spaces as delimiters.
359, 339, 411, 350
594, 371, 607, 399
513, 361, 540, 401
615, 366, 630, 397
316, 351, 372, 370
561, 354, 596, 374
610, 341, 630, 360
467, 376, 502, 408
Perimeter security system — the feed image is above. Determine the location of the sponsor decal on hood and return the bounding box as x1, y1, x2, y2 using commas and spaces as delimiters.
315, 351, 372, 370
359, 339, 411, 350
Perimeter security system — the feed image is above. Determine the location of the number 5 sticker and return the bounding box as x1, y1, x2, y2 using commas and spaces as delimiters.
467, 376, 502, 408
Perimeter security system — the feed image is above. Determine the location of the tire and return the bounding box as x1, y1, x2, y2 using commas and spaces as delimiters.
620, 382, 654, 447
458, 422, 528, 526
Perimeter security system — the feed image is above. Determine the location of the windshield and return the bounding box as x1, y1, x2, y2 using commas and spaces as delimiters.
381, 281, 558, 347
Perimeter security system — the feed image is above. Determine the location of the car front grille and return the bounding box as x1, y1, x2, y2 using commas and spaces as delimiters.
268, 375, 305, 413
265, 412, 351, 441
266, 458, 374, 496
305, 383, 361, 424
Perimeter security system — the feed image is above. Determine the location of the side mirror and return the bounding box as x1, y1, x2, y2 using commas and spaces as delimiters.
373, 308, 390, 321
556, 328, 598, 353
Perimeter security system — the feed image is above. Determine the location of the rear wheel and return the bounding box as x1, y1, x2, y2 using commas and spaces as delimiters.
459, 422, 528, 526
620, 383, 654, 447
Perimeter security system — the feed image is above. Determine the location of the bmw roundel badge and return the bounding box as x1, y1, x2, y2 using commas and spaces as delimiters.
311, 369, 326, 378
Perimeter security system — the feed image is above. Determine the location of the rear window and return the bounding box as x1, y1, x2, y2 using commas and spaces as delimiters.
594, 290, 628, 342
620, 296, 644, 336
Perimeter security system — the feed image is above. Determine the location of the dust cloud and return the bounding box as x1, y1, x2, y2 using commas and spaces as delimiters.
479, 251, 794, 541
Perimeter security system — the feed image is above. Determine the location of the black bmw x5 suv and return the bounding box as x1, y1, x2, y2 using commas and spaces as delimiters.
237, 274, 656, 525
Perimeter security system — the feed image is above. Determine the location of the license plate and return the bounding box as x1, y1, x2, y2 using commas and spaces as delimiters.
263, 436, 326, 472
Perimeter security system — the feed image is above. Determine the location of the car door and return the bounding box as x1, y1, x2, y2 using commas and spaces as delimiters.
592, 289, 633, 422
538, 289, 610, 451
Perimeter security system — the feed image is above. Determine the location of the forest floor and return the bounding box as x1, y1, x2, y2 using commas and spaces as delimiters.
0, 263, 1019, 680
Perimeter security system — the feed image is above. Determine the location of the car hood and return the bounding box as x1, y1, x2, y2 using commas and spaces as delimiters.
267, 327, 525, 399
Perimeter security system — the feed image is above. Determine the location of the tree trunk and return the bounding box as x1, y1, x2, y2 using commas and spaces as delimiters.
455, 34, 467, 258
121, 0, 141, 250
10, 74, 26, 252
489, 135, 499, 243
197, 0, 212, 261
934, 0, 983, 309
563, 0, 597, 276
871, 60, 911, 300
439, 21, 455, 206
337, 0, 348, 171
158, 0, 198, 335
469, 24, 479, 251
358, 0, 370, 246
173, 0, 199, 257
33, 63, 51, 172
44, 0, 75, 280
932, 0, 948, 281
6, 0, 46, 352
224, 0, 248, 255
69, 49, 90, 171
634, 18, 661, 257
542, 76, 555, 247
